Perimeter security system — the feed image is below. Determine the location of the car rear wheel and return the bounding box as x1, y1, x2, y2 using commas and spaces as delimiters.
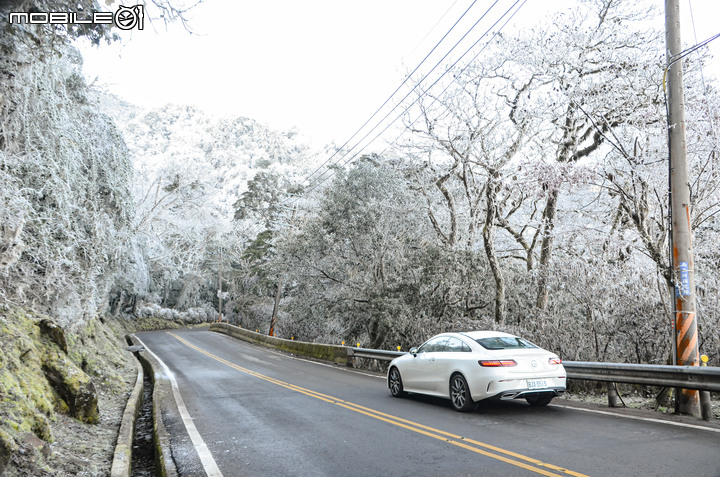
525, 393, 554, 407
450, 374, 476, 412
388, 367, 406, 397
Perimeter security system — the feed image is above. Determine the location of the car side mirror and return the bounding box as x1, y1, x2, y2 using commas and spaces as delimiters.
409, 347, 418, 357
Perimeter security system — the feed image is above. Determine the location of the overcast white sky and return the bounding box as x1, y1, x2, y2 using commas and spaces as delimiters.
78, 0, 720, 146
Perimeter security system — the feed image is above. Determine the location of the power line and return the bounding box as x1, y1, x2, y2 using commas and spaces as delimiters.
306, 0, 526, 196
301, 0, 482, 187
687, 0, 720, 228
299, 0, 506, 196
406, 0, 462, 61
244, 0, 525, 239
666, 32, 720, 71
242, 1, 491, 239
244, 0, 522, 239
381, 0, 527, 158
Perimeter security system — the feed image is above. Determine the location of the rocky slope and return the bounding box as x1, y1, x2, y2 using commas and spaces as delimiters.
0, 305, 163, 476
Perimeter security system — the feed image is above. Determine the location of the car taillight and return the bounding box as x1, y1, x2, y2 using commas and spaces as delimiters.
478, 359, 517, 367
548, 357, 562, 365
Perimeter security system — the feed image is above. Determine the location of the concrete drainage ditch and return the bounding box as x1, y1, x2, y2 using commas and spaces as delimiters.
111, 335, 177, 477
130, 358, 156, 476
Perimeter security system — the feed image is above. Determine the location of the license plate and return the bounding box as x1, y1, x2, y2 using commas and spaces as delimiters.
527, 379, 547, 390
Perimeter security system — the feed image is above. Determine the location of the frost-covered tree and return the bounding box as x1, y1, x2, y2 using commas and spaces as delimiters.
233, 171, 297, 229
402, 54, 534, 324
585, 55, 720, 363
101, 102, 322, 319
0, 0, 207, 324
401, 0, 666, 313
500, 0, 665, 310
371, 0, 718, 361
0, 36, 133, 325
269, 157, 497, 348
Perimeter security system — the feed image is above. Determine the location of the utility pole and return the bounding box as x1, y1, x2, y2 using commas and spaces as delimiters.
217, 247, 223, 323
665, 0, 700, 416
268, 206, 296, 337
268, 277, 281, 337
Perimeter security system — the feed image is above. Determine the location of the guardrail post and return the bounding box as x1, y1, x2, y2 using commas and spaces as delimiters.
346, 348, 355, 368
700, 355, 713, 421
607, 382, 619, 407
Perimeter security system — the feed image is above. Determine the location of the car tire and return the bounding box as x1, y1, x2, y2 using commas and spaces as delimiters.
450, 374, 476, 412
525, 394, 554, 407
388, 367, 406, 397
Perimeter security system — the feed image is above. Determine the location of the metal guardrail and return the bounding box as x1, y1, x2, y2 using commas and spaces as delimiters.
563, 361, 720, 392
349, 347, 405, 360
347, 348, 720, 392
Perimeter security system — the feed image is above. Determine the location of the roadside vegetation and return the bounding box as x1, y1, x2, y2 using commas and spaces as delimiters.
0, 0, 718, 473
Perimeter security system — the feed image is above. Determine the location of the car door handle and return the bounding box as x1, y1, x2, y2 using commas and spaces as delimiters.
429, 357, 435, 362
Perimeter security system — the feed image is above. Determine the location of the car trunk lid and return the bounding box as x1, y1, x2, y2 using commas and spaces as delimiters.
488, 349, 556, 373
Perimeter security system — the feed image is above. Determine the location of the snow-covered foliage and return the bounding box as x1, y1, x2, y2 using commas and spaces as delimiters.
0, 4, 325, 325
270, 158, 494, 347
258, 0, 720, 362
135, 302, 216, 323
1, 0, 716, 363
101, 101, 324, 317
0, 33, 133, 326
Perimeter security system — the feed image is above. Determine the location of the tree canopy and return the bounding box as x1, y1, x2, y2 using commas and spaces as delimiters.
0, 0, 717, 362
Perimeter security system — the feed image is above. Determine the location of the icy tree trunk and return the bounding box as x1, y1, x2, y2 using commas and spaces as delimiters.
483, 173, 505, 324
536, 189, 559, 310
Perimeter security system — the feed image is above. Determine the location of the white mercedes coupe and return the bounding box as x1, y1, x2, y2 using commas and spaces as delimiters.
387, 331, 566, 411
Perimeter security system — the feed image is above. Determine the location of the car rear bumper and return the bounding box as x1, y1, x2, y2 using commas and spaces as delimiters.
474, 375, 566, 401
486, 387, 565, 401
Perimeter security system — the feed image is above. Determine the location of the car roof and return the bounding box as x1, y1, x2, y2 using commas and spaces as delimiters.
460, 330, 518, 339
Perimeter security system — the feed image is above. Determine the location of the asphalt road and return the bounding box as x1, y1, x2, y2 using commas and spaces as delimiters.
135, 329, 720, 477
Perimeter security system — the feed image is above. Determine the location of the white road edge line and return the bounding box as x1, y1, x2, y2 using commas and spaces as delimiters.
551, 403, 720, 434
134, 335, 224, 476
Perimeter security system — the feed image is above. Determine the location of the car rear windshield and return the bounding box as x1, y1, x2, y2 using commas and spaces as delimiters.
475, 337, 538, 350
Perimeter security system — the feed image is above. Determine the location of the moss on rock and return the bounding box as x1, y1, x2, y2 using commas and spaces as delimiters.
0, 306, 58, 444
0, 303, 132, 455
38, 319, 68, 353
0, 427, 18, 474
41, 349, 99, 424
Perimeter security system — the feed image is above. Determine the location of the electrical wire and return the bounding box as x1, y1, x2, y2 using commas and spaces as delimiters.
664, 32, 720, 87
688, 0, 720, 144
243, 1, 521, 239
380, 0, 527, 158
244, 0, 526, 239
300, 0, 500, 196
299, 0, 514, 198
342, 0, 527, 177
301, 0, 481, 187
406, 0, 462, 62
242, 0, 495, 238
661, 22, 720, 240
687, 0, 720, 232
335, 0, 526, 177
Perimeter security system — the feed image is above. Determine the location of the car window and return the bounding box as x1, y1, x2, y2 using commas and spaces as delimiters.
444, 337, 471, 352
418, 337, 448, 353
475, 336, 538, 350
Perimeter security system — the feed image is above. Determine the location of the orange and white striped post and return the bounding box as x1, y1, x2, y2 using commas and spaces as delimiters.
666, 0, 700, 416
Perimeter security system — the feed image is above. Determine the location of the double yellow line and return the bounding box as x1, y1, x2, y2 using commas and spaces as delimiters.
168, 332, 588, 477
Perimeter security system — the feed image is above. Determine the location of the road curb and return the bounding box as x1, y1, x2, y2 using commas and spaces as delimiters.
110, 347, 143, 477
127, 334, 180, 477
